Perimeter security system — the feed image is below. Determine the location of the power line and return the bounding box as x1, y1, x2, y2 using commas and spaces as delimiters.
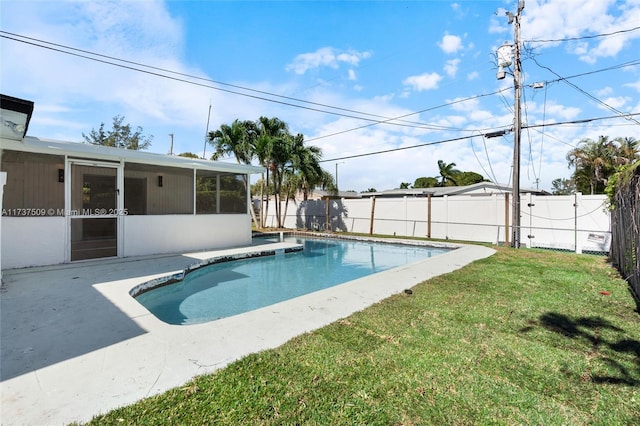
319, 112, 640, 163
0, 30, 478, 133
524, 25, 640, 43
521, 84, 539, 185
320, 134, 471, 163
468, 131, 500, 185
531, 57, 640, 127
537, 83, 548, 182
306, 89, 511, 142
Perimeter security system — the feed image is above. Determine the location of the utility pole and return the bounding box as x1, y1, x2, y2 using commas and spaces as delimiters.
506, 1, 524, 248
203, 102, 212, 159
168, 133, 174, 155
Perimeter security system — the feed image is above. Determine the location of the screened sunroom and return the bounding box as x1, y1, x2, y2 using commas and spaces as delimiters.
0, 136, 263, 269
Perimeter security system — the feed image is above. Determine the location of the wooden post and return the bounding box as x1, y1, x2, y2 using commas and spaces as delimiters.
504, 193, 510, 247
427, 193, 432, 238
369, 196, 376, 235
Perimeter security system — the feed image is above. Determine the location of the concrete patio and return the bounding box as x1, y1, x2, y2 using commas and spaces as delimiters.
0, 240, 494, 425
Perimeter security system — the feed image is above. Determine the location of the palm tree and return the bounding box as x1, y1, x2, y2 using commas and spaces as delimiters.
613, 137, 639, 166
255, 117, 290, 227
280, 134, 331, 225
208, 119, 260, 226
289, 134, 325, 200
208, 119, 254, 163
567, 136, 617, 194
437, 160, 459, 187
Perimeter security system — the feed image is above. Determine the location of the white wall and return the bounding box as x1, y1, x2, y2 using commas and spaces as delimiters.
1, 214, 252, 269
123, 214, 252, 258
263, 193, 611, 253
1, 217, 66, 269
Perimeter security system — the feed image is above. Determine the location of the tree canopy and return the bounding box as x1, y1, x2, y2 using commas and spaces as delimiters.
411, 161, 486, 189
565, 136, 639, 194
82, 115, 152, 150
207, 117, 333, 228
551, 178, 576, 195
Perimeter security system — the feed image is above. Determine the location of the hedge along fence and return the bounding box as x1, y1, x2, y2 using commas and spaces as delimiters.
609, 163, 640, 302
261, 193, 611, 254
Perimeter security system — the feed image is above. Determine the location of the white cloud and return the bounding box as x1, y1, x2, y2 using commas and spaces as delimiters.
402, 72, 443, 92
624, 81, 640, 93
444, 59, 461, 78
467, 71, 479, 80
539, 103, 582, 120
348, 69, 357, 81
286, 47, 372, 75
595, 86, 614, 97
489, 14, 509, 34
522, 0, 640, 63
600, 96, 631, 110
438, 34, 463, 54
448, 97, 480, 112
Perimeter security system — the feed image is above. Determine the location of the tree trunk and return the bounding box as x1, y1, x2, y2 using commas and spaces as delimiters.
264, 168, 270, 228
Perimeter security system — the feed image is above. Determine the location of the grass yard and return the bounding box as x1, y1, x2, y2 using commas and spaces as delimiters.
85, 246, 640, 425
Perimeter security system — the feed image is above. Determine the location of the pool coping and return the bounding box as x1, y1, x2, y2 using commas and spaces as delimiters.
0, 237, 494, 425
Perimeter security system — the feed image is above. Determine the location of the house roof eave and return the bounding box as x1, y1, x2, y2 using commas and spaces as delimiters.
2, 136, 265, 174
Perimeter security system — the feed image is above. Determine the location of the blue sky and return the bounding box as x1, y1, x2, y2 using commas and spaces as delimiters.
1, 0, 639, 193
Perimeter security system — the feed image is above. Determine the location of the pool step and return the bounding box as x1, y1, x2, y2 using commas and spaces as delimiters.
129, 242, 303, 297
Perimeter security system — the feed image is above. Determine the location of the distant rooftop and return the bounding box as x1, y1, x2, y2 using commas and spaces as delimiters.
358, 182, 549, 198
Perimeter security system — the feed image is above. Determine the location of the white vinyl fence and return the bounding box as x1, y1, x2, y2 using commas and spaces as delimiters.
261, 193, 611, 254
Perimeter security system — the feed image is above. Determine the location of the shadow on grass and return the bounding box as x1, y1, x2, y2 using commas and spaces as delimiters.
520, 312, 640, 386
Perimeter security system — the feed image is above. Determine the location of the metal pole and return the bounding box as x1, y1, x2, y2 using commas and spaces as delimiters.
203, 102, 212, 159
511, 1, 524, 248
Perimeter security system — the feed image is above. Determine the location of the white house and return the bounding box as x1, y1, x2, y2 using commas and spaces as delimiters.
1, 95, 263, 272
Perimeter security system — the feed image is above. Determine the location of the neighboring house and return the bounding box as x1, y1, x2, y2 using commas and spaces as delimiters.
304, 190, 362, 200
0, 95, 263, 271
358, 182, 549, 198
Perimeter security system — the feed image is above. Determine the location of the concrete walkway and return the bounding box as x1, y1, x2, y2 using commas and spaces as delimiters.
0, 240, 494, 425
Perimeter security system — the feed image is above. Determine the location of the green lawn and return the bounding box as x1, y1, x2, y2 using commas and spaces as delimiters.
85, 246, 640, 425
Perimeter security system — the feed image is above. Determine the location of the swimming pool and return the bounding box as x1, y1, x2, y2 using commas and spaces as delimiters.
133, 236, 451, 325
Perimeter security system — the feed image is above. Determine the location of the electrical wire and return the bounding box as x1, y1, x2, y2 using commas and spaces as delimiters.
521, 85, 537, 184
305, 90, 511, 142
320, 134, 471, 163
524, 25, 640, 43
530, 57, 640, 127
4, 30, 640, 157
526, 127, 578, 149
320, 112, 640, 163
468, 131, 500, 185
537, 83, 548, 183
0, 30, 489, 134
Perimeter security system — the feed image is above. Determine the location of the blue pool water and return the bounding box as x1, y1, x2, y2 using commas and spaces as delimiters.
135, 237, 450, 325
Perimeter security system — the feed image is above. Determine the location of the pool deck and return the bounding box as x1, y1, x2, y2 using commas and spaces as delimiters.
0, 239, 494, 425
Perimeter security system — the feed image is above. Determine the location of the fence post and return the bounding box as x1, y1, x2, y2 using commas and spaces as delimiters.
427, 193, 432, 238
325, 197, 330, 232
574, 192, 582, 254
369, 196, 376, 235
444, 195, 449, 239
525, 192, 533, 248
492, 193, 499, 245
404, 196, 408, 236
505, 193, 510, 247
